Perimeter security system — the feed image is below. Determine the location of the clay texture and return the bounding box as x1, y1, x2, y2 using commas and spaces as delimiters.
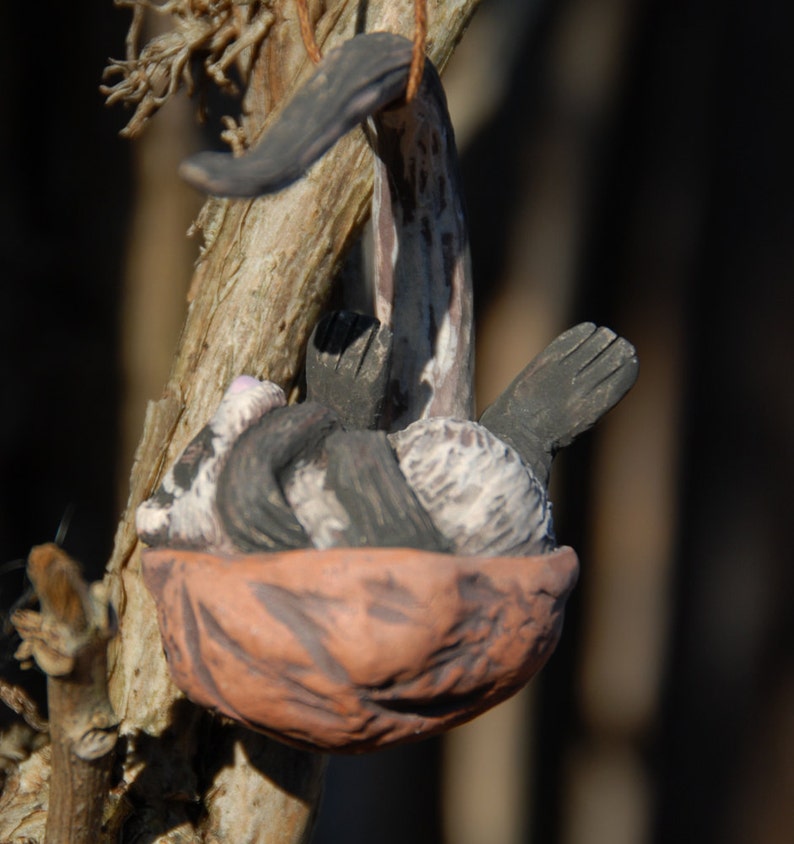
136, 33, 638, 754
141, 546, 578, 751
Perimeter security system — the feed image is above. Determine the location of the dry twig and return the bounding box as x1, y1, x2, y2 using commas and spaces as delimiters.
101, 0, 274, 137
12, 544, 118, 844
0, 678, 47, 734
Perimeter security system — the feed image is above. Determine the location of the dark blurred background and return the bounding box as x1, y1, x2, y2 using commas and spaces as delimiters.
1, 1, 791, 842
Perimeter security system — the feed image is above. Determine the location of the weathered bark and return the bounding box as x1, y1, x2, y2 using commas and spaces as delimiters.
0, 2, 483, 842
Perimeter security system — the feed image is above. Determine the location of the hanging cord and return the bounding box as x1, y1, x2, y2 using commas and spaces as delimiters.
406, 0, 428, 102
295, 0, 321, 64
295, 0, 427, 101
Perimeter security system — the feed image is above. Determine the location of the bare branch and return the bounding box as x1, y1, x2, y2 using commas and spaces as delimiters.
12, 545, 118, 844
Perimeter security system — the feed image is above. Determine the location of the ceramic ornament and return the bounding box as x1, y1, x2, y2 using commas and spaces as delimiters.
137, 33, 639, 752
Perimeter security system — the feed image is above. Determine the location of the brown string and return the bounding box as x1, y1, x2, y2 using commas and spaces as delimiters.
406, 0, 428, 102
296, 0, 322, 64
295, 0, 427, 98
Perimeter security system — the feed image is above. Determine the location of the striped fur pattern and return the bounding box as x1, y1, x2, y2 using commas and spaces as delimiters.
137, 376, 555, 556
135, 377, 285, 551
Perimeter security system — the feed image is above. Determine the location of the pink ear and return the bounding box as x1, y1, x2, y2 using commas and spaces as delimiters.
226, 375, 264, 395
141, 545, 578, 751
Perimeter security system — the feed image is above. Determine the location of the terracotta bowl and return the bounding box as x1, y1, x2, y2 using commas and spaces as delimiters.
141, 545, 578, 752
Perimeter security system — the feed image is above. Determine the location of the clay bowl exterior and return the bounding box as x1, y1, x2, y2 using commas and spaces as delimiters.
141, 545, 578, 752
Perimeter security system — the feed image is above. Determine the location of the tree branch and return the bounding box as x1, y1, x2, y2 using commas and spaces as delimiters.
12, 544, 117, 844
